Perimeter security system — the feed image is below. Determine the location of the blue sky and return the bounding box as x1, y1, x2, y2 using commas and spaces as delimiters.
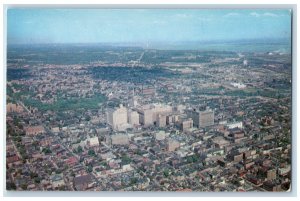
7, 9, 291, 44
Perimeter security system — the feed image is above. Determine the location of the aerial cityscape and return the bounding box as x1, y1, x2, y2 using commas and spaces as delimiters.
6, 9, 292, 192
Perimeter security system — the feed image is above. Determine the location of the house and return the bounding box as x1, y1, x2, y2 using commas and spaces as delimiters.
65, 156, 78, 167
6, 152, 20, 164
86, 136, 100, 149
50, 174, 65, 189
73, 174, 92, 191
25, 126, 45, 136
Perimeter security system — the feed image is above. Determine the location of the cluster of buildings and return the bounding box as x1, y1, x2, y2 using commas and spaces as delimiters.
6, 48, 292, 192
106, 102, 215, 136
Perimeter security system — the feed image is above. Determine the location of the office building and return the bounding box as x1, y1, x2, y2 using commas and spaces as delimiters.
138, 108, 153, 126
128, 110, 140, 126
106, 104, 128, 131
188, 109, 214, 128
181, 118, 193, 131
157, 114, 166, 127
166, 114, 179, 125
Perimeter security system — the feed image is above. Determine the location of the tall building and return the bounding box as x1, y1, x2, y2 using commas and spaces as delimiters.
152, 103, 173, 116
157, 114, 166, 127
166, 114, 179, 125
128, 110, 140, 126
137, 108, 153, 126
137, 103, 173, 127
106, 104, 128, 131
188, 109, 214, 128
181, 118, 193, 131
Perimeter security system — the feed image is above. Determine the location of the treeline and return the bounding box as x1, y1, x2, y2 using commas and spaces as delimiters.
7, 68, 31, 81
89, 66, 178, 84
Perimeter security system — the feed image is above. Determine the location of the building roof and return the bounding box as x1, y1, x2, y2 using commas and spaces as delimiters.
89, 137, 99, 147
74, 174, 92, 186
51, 174, 63, 182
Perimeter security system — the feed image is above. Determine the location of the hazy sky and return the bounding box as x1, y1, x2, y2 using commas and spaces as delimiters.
7, 9, 291, 44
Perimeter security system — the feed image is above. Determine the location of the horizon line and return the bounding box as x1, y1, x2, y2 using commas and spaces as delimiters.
7, 37, 291, 46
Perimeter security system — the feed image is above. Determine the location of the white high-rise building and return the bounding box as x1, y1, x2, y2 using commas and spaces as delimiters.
181, 118, 193, 131
157, 114, 166, 127
128, 110, 140, 126
137, 103, 172, 127
106, 104, 128, 131
138, 108, 153, 126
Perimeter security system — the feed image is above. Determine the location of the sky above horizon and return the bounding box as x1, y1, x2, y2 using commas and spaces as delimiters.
7, 9, 291, 44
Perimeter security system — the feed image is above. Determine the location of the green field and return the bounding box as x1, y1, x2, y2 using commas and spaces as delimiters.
23, 93, 106, 112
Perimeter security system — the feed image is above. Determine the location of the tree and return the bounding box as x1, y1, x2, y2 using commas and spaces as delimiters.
30, 172, 38, 179
34, 177, 41, 184
121, 155, 131, 165
187, 156, 194, 163
85, 115, 91, 121
42, 147, 52, 154
130, 177, 138, 185
87, 165, 93, 172
163, 169, 169, 178
6, 182, 16, 190
21, 183, 28, 190
77, 146, 83, 153
192, 155, 199, 162
88, 149, 96, 157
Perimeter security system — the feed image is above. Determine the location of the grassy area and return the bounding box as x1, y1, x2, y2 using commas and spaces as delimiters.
23, 93, 106, 112
225, 88, 286, 99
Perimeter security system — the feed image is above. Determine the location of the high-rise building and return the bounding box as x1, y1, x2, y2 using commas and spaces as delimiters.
166, 114, 179, 125
128, 110, 140, 126
157, 114, 166, 127
152, 103, 173, 116
181, 118, 193, 131
137, 103, 173, 127
137, 108, 153, 126
106, 104, 128, 131
188, 109, 214, 128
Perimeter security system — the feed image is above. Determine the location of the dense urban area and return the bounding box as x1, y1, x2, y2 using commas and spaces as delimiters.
6, 43, 292, 192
